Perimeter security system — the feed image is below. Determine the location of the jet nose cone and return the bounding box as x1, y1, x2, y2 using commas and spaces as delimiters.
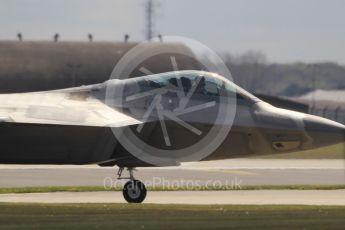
304, 115, 345, 148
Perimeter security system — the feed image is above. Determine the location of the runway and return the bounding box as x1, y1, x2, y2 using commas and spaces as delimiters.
0, 159, 344, 188
0, 159, 344, 205
0, 190, 345, 205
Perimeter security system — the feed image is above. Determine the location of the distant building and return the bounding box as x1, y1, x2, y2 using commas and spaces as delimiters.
294, 89, 345, 105
291, 90, 345, 124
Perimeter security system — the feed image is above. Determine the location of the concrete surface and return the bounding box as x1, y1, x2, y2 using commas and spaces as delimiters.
0, 159, 344, 187
1, 190, 345, 205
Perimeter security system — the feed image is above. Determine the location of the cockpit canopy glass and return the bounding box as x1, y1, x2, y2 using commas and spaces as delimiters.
142, 71, 260, 103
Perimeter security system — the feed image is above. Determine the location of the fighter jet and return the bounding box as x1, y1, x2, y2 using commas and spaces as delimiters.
0, 70, 343, 203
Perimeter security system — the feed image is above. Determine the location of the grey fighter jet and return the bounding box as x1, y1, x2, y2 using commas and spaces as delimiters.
0, 70, 344, 203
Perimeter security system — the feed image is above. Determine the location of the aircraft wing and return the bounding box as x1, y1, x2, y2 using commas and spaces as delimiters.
0, 89, 141, 127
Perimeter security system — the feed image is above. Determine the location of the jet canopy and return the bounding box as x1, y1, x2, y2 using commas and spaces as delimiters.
133, 70, 260, 103
103, 70, 260, 112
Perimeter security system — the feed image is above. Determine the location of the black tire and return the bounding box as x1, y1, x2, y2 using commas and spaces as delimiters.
122, 180, 147, 203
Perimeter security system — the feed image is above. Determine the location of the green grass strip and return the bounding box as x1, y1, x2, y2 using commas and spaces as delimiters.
1, 203, 345, 229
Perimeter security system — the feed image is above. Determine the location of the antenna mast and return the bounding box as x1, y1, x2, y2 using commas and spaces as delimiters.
145, 0, 155, 40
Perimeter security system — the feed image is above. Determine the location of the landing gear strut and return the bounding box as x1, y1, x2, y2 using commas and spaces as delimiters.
117, 167, 147, 203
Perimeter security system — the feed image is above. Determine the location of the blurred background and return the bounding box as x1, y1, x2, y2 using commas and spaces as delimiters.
0, 0, 344, 129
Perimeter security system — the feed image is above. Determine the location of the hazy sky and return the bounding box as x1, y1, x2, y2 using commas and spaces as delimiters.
1, 0, 345, 64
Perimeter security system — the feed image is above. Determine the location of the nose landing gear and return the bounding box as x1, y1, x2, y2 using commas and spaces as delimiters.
117, 167, 147, 203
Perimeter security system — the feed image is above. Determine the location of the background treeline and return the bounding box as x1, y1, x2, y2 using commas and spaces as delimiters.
222, 51, 345, 97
